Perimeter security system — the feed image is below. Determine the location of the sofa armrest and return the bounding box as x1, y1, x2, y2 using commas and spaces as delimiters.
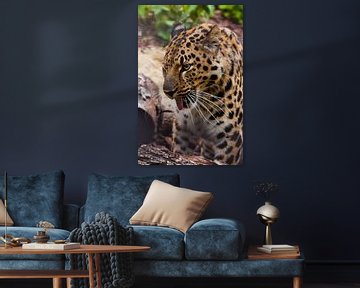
63, 204, 80, 231
184, 218, 245, 260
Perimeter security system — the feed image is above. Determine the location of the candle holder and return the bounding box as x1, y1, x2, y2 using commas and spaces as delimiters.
34, 220, 54, 243
33, 231, 50, 243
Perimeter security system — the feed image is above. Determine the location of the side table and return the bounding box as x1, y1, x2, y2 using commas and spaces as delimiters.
247, 245, 304, 288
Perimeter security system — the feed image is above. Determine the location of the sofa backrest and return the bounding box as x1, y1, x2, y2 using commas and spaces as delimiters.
0, 170, 65, 228
82, 173, 180, 226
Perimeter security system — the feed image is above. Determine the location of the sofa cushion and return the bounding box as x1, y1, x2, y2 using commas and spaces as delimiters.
130, 225, 184, 260
0, 171, 65, 227
130, 180, 213, 233
185, 218, 245, 260
0, 199, 14, 226
0, 227, 70, 261
84, 173, 180, 225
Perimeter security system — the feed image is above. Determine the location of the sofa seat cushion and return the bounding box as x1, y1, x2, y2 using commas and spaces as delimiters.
0, 170, 65, 227
84, 174, 180, 226
0, 227, 70, 261
130, 225, 184, 260
184, 218, 245, 260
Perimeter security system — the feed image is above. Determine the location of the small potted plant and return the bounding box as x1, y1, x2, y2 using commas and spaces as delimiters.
253, 181, 279, 202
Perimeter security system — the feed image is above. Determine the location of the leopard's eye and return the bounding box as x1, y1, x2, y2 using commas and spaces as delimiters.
182, 63, 191, 71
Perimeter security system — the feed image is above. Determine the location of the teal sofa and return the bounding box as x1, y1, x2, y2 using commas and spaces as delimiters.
0, 171, 303, 286
80, 173, 304, 282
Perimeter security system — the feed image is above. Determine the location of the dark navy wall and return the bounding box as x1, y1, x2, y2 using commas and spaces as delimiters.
1, 0, 359, 262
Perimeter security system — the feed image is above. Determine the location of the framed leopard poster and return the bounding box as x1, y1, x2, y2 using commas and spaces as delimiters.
138, 5, 243, 165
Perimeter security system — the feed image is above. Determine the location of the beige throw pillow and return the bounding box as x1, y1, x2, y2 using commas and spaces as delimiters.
0, 199, 14, 226
130, 180, 213, 233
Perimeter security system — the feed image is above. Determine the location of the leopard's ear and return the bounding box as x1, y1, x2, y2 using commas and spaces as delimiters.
202, 25, 221, 54
171, 22, 186, 39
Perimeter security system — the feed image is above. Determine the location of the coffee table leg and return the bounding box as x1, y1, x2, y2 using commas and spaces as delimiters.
293, 276, 302, 288
88, 253, 95, 288
95, 253, 102, 288
66, 277, 72, 288
52, 278, 62, 288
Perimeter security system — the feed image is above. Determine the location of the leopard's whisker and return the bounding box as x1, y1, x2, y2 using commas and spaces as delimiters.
185, 95, 199, 126
191, 95, 222, 125
189, 109, 196, 127
189, 93, 225, 127
190, 91, 230, 116
195, 90, 226, 101
190, 90, 225, 108
186, 96, 196, 127
187, 94, 209, 124
196, 90, 223, 100
196, 95, 228, 115
187, 94, 213, 125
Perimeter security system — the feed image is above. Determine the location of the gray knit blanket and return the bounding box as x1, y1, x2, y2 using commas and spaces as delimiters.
68, 212, 134, 288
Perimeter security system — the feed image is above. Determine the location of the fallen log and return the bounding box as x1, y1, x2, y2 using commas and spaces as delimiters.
138, 143, 215, 165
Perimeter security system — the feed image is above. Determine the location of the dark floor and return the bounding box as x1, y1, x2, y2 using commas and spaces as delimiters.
308, 283, 360, 288
2, 279, 360, 288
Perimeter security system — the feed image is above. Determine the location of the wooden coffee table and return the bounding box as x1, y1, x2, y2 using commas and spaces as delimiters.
0, 244, 150, 288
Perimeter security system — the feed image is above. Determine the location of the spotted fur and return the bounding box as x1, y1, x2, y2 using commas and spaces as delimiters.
162, 23, 243, 165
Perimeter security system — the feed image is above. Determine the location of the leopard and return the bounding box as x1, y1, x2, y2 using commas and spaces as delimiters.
162, 23, 243, 165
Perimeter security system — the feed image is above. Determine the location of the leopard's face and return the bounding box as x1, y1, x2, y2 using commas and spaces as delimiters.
163, 23, 242, 113
162, 23, 243, 165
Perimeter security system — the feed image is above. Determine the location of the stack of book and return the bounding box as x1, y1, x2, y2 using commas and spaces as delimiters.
22, 242, 80, 250
257, 244, 299, 254
248, 244, 300, 259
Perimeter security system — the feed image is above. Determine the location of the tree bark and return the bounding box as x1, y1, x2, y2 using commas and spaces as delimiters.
138, 143, 215, 165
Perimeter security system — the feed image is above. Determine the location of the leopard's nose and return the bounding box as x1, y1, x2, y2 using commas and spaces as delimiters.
163, 89, 176, 99
163, 78, 177, 99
